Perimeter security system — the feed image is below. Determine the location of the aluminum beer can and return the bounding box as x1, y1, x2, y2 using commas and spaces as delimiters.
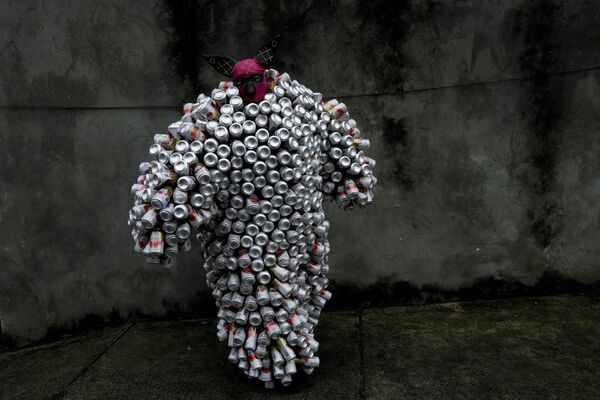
183, 152, 198, 165
141, 208, 158, 230
195, 99, 220, 120
177, 176, 196, 191
244, 103, 259, 118
194, 164, 211, 184
148, 231, 164, 256
172, 188, 188, 204
150, 187, 172, 209
158, 203, 175, 221
211, 89, 227, 105
173, 204, 192, 220
344, 179, 359, 199
230, 96, 243, 111
242, 120, 256, 136
176, 222, 191, 239
256, 286, 270, 305
131, 204, 151, 220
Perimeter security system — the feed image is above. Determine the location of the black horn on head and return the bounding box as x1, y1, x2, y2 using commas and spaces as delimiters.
255, 35, 281, 67
202, 55, 236, 77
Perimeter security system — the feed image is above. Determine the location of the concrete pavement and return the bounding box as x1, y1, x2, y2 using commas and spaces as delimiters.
1, 295, 599, 399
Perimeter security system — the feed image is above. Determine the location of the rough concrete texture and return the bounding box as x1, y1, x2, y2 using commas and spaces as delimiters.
2, 0, 600, 343
0, 108, 207, 343
0, 325, 130, 400
0, 1, 186, 106
61, 312, 359, 400
362, 296, 600, 399
1, 295, 599, 399
327, 68, 600, 287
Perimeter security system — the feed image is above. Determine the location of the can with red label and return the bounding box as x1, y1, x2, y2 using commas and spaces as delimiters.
344, 179, 359, 199
148, 231, 164, 256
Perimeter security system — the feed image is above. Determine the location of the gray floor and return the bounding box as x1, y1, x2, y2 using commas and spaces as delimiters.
1, 295, 599, 400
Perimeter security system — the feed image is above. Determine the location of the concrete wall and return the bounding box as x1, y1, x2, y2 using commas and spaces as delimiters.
2, 0, 600, 344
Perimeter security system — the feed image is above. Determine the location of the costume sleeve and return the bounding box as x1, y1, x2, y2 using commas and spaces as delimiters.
318, 99, 377, 210
127, 100, 220, 264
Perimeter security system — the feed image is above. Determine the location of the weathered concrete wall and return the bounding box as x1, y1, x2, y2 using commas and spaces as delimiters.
1, 0, 600, 343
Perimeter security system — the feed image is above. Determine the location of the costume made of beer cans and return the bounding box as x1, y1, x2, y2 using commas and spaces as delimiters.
128, 36, 377, 388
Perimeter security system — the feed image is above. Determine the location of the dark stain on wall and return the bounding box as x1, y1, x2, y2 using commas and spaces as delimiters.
358, 0, 411, 91
249, 2, 315, 75
327, 269, 600, 311
160, 1, 313, 100
508, 1, 565, 249
161, 0, 202, 100
364, 0, 414, 188
381, 116, 415, 189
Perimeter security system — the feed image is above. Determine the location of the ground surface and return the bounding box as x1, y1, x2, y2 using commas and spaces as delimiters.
1, 295, 599, 400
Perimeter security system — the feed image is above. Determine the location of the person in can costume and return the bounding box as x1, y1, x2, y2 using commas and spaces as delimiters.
127, 35, 377, 388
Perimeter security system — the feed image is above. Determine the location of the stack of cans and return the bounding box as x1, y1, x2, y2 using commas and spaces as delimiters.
127, 70, 377, 388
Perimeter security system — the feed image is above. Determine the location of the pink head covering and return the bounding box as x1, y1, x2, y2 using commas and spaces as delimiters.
231, 59, 265, 79
231, 59, 267, 103
203, 36, 281, 103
